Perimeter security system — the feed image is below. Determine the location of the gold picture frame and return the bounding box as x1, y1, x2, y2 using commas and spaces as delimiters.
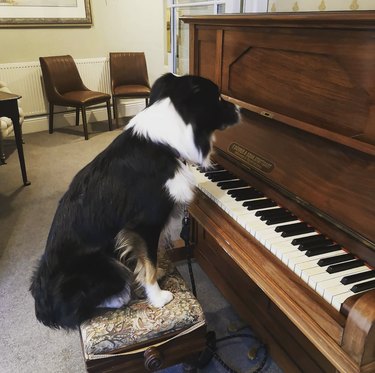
0, 0, 92, 28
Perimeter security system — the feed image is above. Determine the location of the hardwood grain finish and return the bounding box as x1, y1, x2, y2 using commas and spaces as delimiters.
83, 325, 206, 373
183, 12, 375, 373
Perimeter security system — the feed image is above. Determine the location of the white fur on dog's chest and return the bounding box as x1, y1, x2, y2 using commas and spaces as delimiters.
165, 162, 195, 204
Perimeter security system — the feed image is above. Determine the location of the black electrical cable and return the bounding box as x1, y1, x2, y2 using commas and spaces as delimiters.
201, 333, 269, 373
180, 210, 197, 296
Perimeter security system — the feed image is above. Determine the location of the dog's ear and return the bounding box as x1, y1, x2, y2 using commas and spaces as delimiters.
149, 73, 177, 105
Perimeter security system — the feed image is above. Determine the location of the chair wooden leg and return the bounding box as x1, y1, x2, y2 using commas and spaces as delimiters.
113, 96, 119, 128
75, 108, 80, 126
106, 100, 112, 131
81, 107, 89, 140
48, 103, 54, 134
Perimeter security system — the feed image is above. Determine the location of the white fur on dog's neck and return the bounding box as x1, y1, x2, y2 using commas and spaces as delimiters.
126, 98, 211, 167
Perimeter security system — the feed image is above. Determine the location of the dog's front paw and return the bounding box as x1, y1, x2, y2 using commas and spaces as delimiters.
149, 290, 173, 308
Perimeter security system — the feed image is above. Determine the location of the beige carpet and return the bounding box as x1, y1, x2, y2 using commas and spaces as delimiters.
0, 122, 282, 373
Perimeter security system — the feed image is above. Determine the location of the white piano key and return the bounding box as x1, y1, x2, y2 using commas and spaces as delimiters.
267, 232, 318, 251
308, 266, 369, 290
323, 286, 352, 304
291, 251, 345, 276
191, 163, 371, 312
330, 290, 368, 311
322, 280, 369, 305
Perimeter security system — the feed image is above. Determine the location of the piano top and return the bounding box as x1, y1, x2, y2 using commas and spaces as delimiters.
182, 12, 375, 264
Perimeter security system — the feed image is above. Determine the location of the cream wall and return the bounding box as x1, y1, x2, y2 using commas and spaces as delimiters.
0, 0, 167, 85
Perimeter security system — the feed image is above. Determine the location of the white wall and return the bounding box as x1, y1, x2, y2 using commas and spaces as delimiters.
0, 0, 168, 133
0, 0, 167, 84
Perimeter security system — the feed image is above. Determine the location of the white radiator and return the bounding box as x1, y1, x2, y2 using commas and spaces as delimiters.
0, 57, 111, 117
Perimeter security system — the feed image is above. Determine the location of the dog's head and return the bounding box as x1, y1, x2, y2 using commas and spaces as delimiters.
148, 73, 240, 163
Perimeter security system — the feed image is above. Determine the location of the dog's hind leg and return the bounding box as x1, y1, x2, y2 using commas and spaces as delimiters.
116, 227, 174, 308
141, 259, 173, 308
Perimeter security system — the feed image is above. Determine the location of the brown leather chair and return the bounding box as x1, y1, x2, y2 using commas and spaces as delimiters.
109, 52, 151, 127
39, 55, 112, 140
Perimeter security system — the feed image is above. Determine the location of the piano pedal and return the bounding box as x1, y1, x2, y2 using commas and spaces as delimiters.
227, 321, 248, 333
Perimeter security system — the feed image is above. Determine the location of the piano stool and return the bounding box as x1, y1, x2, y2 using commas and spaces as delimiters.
79, 253, 206, 373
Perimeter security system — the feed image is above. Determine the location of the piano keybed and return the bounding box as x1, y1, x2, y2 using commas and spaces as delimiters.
190, 164, 375, 312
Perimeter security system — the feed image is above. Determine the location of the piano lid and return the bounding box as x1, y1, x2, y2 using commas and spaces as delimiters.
183, 12, 375, 253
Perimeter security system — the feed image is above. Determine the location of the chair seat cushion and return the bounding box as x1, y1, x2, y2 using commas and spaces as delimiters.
113, 84, 150, 97
60, 90, 111, 106
80, 256, 205, 360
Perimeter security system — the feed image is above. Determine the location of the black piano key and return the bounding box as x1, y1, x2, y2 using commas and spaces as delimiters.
305, 244, 342, 257
228, 187, 261, 197
317, 253, 355, 267
217, 179, 247, 189
208, 171, 236, 182
281, 226, 315, 237
341, 270, 375, 285
298, 239, 335, 251
266, 214, 296, 225
326, 260, 365, 274
233, 190, 264, 201
291, 234, 326, 246
204, 169, 226, 176
275, 222, 309, 233
228, 187, 253, 196
256, 207, 286, 218
350, 280, 375, 293
260, 210, 290, 221
244, 199, 278, 210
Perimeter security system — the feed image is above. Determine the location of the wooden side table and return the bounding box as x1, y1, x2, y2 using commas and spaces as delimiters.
0, 91, 30, 186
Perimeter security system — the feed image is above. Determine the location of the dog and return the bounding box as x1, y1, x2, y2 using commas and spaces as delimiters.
30, 73, 240, 330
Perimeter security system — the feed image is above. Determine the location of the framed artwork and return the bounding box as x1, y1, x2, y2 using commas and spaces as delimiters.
0, 0, 92, 27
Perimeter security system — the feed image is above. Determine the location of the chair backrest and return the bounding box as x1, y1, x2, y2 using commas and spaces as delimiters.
109, 52, 150, 93
39, 55, 86, 102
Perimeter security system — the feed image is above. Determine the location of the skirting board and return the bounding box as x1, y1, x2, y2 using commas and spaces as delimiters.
22, 99, 146, 135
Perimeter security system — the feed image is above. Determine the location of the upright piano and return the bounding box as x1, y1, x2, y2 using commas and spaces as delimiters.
182, 12, 375, 373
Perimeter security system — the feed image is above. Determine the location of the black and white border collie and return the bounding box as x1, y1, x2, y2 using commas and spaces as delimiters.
30, 73, 239, 330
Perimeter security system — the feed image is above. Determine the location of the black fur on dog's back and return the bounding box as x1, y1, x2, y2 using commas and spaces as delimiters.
30, 133, 180, 329
30, 73, 239, 330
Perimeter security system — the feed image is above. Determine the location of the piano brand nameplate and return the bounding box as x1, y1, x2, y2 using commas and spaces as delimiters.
228, 143, 274, 173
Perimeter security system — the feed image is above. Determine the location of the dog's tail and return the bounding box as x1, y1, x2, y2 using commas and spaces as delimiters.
29, 251, 133, 330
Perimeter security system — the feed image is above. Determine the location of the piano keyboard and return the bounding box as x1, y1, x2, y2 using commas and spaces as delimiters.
190, 164, 375, 312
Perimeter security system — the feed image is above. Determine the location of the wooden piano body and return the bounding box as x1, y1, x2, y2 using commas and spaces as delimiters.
182, 12, 375, 373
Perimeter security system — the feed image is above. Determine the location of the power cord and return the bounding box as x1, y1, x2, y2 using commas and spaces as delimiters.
197, 331, 269, 373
